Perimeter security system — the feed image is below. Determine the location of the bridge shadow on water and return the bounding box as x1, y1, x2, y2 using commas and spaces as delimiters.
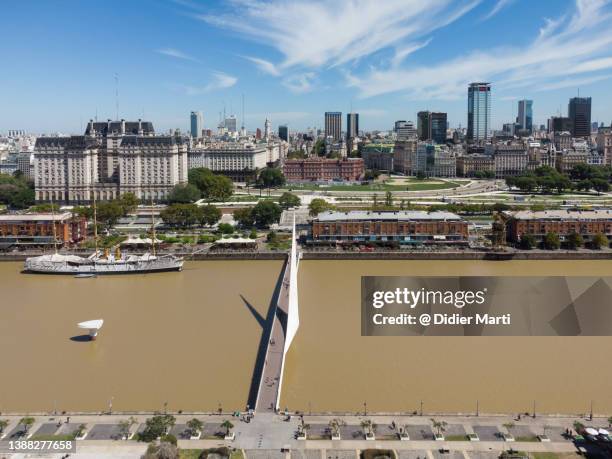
240, 257, 288, 411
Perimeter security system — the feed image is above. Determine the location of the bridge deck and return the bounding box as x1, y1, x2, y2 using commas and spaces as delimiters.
255, 255, 292, 412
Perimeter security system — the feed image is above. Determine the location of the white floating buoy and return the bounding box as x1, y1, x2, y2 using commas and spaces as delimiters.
78, 319, 104, 340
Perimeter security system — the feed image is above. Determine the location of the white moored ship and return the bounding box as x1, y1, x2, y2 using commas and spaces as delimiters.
24, 250, 183, 275
23, 196, 183, 275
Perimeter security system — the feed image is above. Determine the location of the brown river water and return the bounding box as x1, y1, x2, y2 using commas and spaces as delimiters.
1, 259, 611, 414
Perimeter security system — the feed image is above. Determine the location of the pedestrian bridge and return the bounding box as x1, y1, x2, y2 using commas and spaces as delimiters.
251, 215, 300, 412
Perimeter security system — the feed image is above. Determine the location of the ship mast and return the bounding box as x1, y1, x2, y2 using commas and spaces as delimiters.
50, 196, 58, 254
150, 197, 156, 256
92, 182, 99, 256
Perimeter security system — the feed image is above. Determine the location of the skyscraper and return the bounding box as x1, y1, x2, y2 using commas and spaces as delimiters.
394, 120, 416, 140
568, 97, 592, 138
417, 111, 447, 144
467, 82, 491, 141
346, 113, 359, 140
278, 125, 288, 141
190, 111, 203, 138
517, 99, 533, 133
264, 118, 272, 140
325, 112, 342, 142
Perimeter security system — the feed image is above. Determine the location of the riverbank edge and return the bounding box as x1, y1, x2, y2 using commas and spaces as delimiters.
0, 410, 606, 419
1, 250, 611, 261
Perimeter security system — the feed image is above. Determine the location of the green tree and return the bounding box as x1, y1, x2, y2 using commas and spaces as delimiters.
257, 167, 286, 191
118, 417, 137, 440
591, 177, 610, 193
249, 228, 258, 239
415, 171, 427, 180
118, 192, 139, 213
385, 190, 393, 207
10, 187, 35, 209
186, 418, 203, 437
159, 204, 203, 227
313, 138, 326, 156
279, 192, 301, 209
233, 207, 254, 227
0, 419, 8, 435
430, 418, 448, 436
200, 204, 221, 226
167, 184, 201, 203
591, 233, 609, 250
543, 232, 560, 250
519, 234, 536, 250
20, 416, 35, 434
217, 223, 234, 234
251, 200, 282, 227
139, 414, 176, 442
188, 168, 233, 202
96, 201, 124, 229
221, 420, 234, 437
308, 198, 333, 217
566, 232, 583, 250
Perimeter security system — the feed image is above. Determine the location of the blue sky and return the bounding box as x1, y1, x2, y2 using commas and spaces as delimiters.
2, 0, 612, 135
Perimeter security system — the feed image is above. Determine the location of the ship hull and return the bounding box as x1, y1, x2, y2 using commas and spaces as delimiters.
23, 265, 183, 275
23, 254, 184, 275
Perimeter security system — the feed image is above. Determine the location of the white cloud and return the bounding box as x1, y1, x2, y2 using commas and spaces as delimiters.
536, 73, 612, 92
482, 0, 516, 20
156, 47, 199, 62
242, 56, 280, 76
179, 72, 238, 95
197, 0, 479, 70
346, 0, 612, 100
282, 73, 316, 93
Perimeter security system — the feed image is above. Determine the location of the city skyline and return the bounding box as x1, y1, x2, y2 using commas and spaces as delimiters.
3, 0, 612, 134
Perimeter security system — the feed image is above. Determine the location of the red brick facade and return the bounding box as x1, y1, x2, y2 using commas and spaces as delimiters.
0, 214, 87, 246
283, 158, 364, 182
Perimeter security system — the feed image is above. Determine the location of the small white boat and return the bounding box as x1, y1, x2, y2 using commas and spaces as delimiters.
75, 273, 96, 278
78, 319, 104, 340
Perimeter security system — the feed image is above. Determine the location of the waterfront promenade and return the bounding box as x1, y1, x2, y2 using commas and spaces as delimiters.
0, 412, 606, 458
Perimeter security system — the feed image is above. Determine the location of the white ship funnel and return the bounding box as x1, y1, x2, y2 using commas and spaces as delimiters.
78, 319, 104, 340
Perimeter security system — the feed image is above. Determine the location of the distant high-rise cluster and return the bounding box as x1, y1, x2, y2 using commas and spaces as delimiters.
417, 111, 447, 144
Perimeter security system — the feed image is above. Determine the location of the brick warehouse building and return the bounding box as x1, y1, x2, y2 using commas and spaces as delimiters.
310, 210, 468, 245
0, 213, 87, 248
283, 158, 364, 182
504, 210, 612, 244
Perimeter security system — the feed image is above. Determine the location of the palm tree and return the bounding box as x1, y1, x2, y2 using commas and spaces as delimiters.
20, 417, 35, 435
329, 418, 344, 439
221, 420, 234, 437
502, 421, 515, 449
430, 418, 447, 437
361, 419, 375, 437
187, 418, 203, 437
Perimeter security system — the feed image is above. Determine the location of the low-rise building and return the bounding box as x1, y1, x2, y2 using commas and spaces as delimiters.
504, 209, 612, 244
456, 154, 495, 177
283, 158, 364, 182
0, 213, 87, 248
310, 210, 468, 245
188, 143, 270, 182
596, 126, 612, 166
393, 140, 417, 175
361, 143, 394, 171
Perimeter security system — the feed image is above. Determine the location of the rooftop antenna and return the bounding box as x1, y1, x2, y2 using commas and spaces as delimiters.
95, 108, 98, 122
114, 73, 119, 120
